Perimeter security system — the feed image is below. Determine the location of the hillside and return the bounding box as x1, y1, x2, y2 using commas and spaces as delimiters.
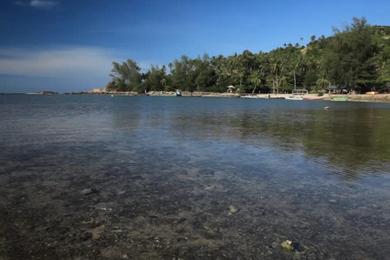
107, 18, 390, 94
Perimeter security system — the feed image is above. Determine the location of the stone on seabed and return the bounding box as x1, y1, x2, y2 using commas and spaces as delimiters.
281, 240, 293, 251
228, 205, 239, 215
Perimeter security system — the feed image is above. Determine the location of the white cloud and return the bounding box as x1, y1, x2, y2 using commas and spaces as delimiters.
30, 0, 58, 8
0, 47, 115, 80
14, 0, 59, 9
0, 47, 163, 91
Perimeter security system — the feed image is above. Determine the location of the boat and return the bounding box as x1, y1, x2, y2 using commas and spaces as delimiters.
331, 96, 348, 102
285, 89, 308, 101
285, 95, 304, 100
303, 95, 326, 100
175, 89, 182, 96
268, 95, 285, 99
240, 95, 259, 99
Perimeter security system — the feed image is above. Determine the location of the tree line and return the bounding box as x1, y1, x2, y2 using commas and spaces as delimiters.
107, 18, 390, 94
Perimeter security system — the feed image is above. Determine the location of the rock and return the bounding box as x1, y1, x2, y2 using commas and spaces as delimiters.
80, 231, 92, 241
281, 240, 293, 251
228, 205, 239, 215
204, 185, 216, 191
89, 225, 105, 240
292, 241, 303, 252
292, 252, 302, 260
81, 217, 94, 224
81, 188, 97, 195
281, 240, 303, 252
96, 206, 112, 212
117, 190, 126, 195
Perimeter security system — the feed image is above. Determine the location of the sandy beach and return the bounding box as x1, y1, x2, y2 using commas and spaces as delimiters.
87, 90, 390, 103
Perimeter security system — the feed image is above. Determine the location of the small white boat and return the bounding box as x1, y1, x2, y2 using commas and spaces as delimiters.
175, 89, 182, 96
285, 89, 308, 101
240, 95, 259, 99
285, 95, 304, 100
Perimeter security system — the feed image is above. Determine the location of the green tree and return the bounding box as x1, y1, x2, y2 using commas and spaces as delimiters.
107, 18, 390, 94
143, 65, 167, 91
323, 17, 379, 92
249, 67, 264, 94
110, 59, 142, 92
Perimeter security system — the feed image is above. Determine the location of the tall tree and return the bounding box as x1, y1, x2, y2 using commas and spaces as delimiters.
110, 59, 142, 92
323, 17, 379, 92
143, 65, 167, 92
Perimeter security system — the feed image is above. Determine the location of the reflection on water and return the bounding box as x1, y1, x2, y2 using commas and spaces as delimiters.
107, 96, 390, 179
165, 103, 390, 179
0, 95, 390, 259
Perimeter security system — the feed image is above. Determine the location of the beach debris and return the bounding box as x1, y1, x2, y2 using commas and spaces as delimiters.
281, 240, 303, 252
228, 205, 239, 215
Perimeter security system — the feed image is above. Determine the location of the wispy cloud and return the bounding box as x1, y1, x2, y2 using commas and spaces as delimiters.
0, 47, 115, 81
0, 47, 161, 91
14, 0, 59, 9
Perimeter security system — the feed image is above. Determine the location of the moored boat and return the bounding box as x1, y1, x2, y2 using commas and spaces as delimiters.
285, 89, 308, 101
240, 95, 259, 99
331, 96, 348, 102
285, 95, 304, 100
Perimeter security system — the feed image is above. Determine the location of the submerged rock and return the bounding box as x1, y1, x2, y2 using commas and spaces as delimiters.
117, 190, 126, 195
81, 188, 97, 195
80, 231, 92, 241
89, 225, 105, 240
292, 241, 303, 252
281, 240, 293, 251
281, 240, 303, 252
228, 205, 239, 215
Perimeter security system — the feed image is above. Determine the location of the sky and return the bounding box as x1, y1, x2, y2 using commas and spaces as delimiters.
0, 0, 389, 93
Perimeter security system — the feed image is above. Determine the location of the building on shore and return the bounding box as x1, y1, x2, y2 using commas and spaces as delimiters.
227, 85, 236, 93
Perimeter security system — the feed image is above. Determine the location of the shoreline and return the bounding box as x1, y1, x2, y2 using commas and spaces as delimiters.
86, 91, 390, 103
4, 91, 390, 103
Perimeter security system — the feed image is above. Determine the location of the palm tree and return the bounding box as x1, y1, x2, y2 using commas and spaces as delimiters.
316, 78, 331, 92
249, 69, 263, 94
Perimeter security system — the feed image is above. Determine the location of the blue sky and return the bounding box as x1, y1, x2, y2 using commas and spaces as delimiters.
0, 0, 389, 92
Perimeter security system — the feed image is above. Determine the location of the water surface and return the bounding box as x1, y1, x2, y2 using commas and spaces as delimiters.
0, 95, 389, 259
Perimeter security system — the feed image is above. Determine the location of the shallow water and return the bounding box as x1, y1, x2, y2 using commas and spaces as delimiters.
0, 95, 389, 259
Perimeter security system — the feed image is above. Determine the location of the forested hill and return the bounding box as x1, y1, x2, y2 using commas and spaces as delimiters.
107, 18, 390, 94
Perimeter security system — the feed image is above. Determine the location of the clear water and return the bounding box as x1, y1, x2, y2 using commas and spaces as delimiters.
0, 95, 389, 259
